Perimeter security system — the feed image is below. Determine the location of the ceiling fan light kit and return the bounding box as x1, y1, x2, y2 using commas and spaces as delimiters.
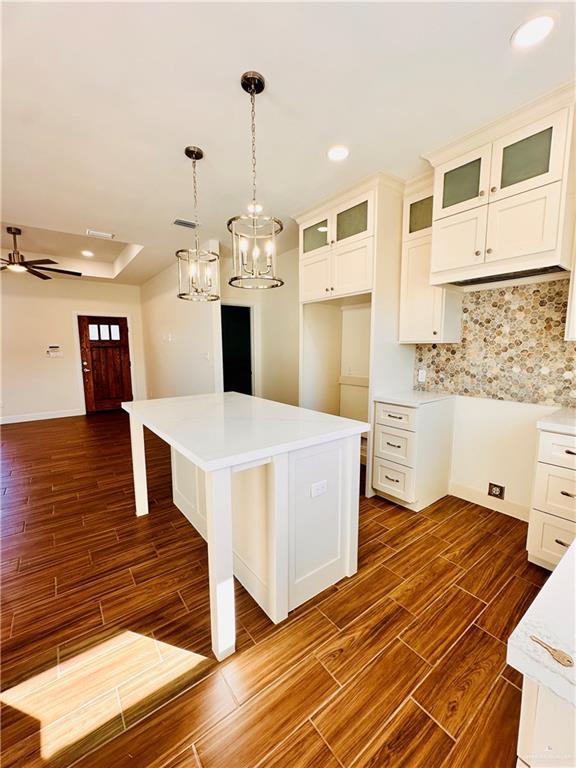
1, 226, 82, 280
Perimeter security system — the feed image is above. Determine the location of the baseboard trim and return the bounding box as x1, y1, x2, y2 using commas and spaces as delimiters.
449, 482, 529, 522
0, 409, 85, 425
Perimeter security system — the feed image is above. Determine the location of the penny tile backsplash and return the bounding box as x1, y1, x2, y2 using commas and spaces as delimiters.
414, 279, 576, 407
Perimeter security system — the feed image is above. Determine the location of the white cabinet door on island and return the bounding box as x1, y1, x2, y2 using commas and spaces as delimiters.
123, 393, 369, 661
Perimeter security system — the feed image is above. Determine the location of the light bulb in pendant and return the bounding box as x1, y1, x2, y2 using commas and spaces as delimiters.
252, 245, 261, 260
240, 238, 248, 255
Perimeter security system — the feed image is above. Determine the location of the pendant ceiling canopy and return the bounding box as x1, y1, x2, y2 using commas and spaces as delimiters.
228, 72, 284, 290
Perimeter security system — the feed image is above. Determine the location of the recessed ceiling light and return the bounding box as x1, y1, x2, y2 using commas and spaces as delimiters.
81, 250, 94, 257
511, 16, 554, 49
86, 229, 115, 240
328, 145, 349, 162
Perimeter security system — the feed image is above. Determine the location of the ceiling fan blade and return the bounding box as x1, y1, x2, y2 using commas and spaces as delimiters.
22, 259, 58, 266
1, 266, 7, 271
26, 267, 51, 280
36, 266, 82, 277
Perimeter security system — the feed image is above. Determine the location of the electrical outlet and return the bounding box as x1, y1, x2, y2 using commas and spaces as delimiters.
417, 368, 426, 383
310, 480, 327, 498
488, 482, 505, 500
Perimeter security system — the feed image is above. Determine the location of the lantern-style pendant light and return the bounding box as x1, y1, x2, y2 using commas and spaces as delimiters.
228, 72, 284, 289
176, 146, 220, 301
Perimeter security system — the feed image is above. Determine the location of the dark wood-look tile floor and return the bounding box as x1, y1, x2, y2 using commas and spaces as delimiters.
0, 411, 548, 768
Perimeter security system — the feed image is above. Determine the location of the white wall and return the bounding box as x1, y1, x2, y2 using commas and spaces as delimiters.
0, 275, 147, 422
449, 396, 558, 520
140, 261, 222, 399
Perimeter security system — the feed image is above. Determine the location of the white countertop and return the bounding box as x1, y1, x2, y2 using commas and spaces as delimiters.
537, 407, 576, 437
507, 541, 576, 706
123, 392, 370, 472
373, 390, 454, 408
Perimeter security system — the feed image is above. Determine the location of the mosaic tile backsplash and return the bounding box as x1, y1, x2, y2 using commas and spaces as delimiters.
414, 279, 576, 407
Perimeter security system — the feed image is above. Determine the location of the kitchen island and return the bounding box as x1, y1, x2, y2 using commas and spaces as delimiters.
124, 392, 369, 660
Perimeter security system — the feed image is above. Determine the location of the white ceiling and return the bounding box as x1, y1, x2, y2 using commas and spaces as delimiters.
2, 2, 574, 285
1, 223, 128, 263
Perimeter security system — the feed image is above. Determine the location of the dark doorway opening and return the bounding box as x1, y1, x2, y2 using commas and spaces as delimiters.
221, 305, 253, 395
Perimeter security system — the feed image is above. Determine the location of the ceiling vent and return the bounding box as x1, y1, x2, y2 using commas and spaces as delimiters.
86, 229, 115, 239
173, 218, 198, 229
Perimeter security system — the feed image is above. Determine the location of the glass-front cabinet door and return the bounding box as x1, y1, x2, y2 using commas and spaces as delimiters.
301, 218, 330, 255
433, 144, 492, 221
403, 191, 433, 241
489, 108, 569, 202
333, 192, 374, 246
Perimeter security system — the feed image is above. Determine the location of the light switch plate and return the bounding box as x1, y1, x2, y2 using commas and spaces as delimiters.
417, 368, 426, 383
310, 480, 328, 498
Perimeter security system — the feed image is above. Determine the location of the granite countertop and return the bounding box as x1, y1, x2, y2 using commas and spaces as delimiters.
507, 540, 576, 706
537, 407, 576, 437
373, 390, 454, 408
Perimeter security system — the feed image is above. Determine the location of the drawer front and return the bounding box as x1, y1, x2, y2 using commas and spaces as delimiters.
533, 463, 576, 522
373, 457, 416, 503
375, 402, 418, 432
528, 508, 576, 567
538, 431, 576, 471
374, 424, 416, 467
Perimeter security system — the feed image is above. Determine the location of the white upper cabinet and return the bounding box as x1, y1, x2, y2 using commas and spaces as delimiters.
433, 144, 491, 220
298, 190, 375, 302
431, 206, 488, 273
488, 109, 569, 203
404, 190, 433, 241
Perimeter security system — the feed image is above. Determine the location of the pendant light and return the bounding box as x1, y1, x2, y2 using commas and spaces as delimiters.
228, 72, 284, 289
176, 146, 220, 301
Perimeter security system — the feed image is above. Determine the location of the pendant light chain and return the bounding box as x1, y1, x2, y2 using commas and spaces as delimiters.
192, 157, 199, 249
250, 89, 257, 207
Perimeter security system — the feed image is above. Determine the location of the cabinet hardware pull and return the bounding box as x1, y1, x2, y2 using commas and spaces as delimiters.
566, 449, 576, 456
325, 288, 330, 292
555, 538, 570, 548
387, 414, 403, 420
530, 635, 573, 667
560, 490, 575, 498
386, 442, 401, 449
486, 248, 493, 254
330, 287, 334, 291
479, 190, 485, 197
474, 250, 481, 256
433, 331, 438, 335
490, 186, 497, 193
384, 475, 400, 483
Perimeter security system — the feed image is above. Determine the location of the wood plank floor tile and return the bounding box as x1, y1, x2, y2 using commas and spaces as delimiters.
389, 557, 465, 615
401, 586, 485, 665
318, 564, 403, 628
312, 639, 429, 766
222, 609, 336, 704
378, 515, 439, 550
90, 540, 159, 571
430, 506, 488, 543
316, 597, 412, 684
371, 506, 418, 529
258, 722, 341, 768
356, 536, 395, 575
412, 625, 506, 738
358, 518, 387, 546
514, 559, 549, 588
351, 699, 454, 768
196, 658, 338, 768
442, 526, 501, 570
475, 576, 540, 642
380, 534, 450, 579
420, 495, 471, 523
501, 664, 523, 689
444, 678, 521, 768
457, 550, 524, 603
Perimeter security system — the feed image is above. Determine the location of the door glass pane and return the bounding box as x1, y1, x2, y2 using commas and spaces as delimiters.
442, 158, 481, 209
500, 127, 552, 189
88, 324, 99, 341
303, 220, 328, 253
110, 324, 120, 341
337, 201, 368, 241
99, 324, 110, 341
409, 196, 433, 233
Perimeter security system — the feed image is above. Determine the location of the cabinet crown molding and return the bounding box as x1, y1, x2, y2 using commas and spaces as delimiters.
423, 81, 575, 168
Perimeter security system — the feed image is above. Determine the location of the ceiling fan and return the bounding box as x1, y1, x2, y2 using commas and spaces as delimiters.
1, 226, 82, 280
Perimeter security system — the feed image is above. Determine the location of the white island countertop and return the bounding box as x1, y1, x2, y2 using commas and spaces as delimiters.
507, 540, 576, 706
372, 390, 454, 408
123, 392, 370, 472
537, 407, 576, 437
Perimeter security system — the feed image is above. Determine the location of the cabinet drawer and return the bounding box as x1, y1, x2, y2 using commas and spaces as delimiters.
373, 458, 416, 503
374, 424, 416, 467
375, 403, 418, 432
538, 431, 576, 471
533, 463, 576, 522
527, 508, 576, 568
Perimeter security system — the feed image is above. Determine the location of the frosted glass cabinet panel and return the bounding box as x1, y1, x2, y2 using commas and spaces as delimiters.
489, 109, 570, 202
404, 191, 433, 241
433, 144, 491, 220
302, 219, 329, 254
336, 201, 368, 242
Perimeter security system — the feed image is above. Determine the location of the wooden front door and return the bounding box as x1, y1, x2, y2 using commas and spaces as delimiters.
78, 316, 133, 413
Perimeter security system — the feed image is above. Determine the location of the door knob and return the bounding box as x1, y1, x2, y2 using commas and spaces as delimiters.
83, 368, 91, 373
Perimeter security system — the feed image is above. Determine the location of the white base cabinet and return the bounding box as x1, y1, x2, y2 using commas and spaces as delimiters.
517, 677, 576, 768
371, 393, 454, 512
